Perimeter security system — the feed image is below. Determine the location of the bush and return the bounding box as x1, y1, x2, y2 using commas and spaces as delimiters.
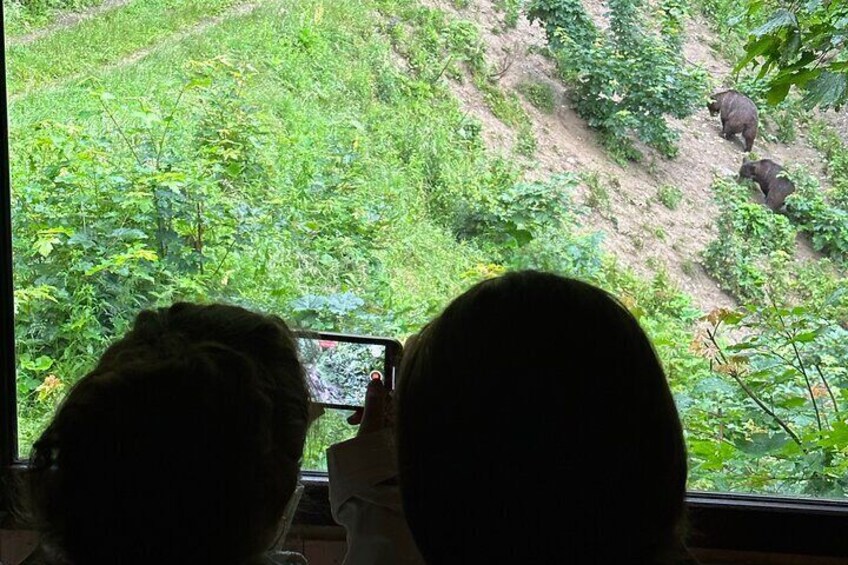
785, 168, 848, 265
527, 0, 708, 161
495, 0, 524, 29
657, 184, 683, 209
809, 121, 848, 209
698, 305, 848, 497
703, 176, 797, 300
518, 80, 556, 113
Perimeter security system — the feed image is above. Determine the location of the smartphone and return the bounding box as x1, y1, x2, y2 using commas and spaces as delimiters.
295, 331, 401, 410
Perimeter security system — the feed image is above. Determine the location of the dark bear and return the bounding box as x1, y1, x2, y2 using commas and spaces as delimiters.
738, 158, 795, 211
708, 90, 759, 152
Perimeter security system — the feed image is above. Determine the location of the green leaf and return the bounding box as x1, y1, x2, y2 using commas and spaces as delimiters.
766, 81, 792, 105
736, 433, 790, 455
779, 396, 807, 408
793, 331, 819, 342
186, 76, 213, 90
779, 31, 802, 63
36, 240, 54, 257
735, 35, 777, 73
802, 71, 847, 109
752, 9, 799, 37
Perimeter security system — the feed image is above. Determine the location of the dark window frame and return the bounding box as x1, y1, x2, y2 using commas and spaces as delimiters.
0, 5, 846, 558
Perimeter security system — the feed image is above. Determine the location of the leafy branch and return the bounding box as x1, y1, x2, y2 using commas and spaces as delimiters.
705, 323, 805, 449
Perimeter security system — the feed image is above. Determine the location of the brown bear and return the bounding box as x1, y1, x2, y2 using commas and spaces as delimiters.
738, 158, 795, 211
708, 90, 759, 152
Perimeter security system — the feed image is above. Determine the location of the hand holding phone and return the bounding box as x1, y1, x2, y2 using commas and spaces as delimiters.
296, 331, 401, 411
346, 377, 395, 436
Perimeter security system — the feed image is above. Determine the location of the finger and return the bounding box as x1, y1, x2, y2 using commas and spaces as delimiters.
358, 379, 388, 436
347, 408, 364, 425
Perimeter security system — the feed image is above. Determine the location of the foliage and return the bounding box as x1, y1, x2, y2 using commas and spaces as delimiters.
517, 79, 556, 113
6, 0, 242, 96
3, 0, 103, 35
696, 304, 848, 497
457, 174, 580, 256
657, 184, 683, 210
809, 121, 848, 209
303, 408, 354, 470
387, 5, 486, 85
735, 0, 848, 109
581, 170, 613, 215
494, 0, 524, 29
785, 167, 848, 265
527, 0, 708, 162
692, 0, 758, 60
703, 176, 797, 301
655, 0, 689, 51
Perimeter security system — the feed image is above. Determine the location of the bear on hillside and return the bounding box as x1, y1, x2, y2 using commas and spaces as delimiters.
708, 90, 759, 152
738, 158, 795, 211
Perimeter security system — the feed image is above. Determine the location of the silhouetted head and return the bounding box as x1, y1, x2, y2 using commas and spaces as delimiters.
397, 271, 688, 564
22, 303, 309, 565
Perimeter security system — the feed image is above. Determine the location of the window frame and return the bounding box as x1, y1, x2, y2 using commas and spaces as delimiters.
0, 6, 846, 558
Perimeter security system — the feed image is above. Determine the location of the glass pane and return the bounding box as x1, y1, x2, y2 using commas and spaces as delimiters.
5, 0, 846, 499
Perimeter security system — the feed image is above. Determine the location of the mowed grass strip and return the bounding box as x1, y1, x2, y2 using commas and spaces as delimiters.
6, 0, 243, 98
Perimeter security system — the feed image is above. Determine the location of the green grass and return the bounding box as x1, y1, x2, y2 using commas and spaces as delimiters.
3, 0, 106, 38
7, 0, 241, 97
10, 0, 504, 452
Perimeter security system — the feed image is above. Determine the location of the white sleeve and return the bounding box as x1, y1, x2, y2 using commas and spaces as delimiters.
327, 429, 426, 565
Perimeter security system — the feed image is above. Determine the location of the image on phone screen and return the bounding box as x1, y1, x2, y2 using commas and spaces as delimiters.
297, 335, 392, 409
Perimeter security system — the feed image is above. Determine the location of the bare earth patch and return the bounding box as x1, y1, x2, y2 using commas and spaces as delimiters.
417, 0, 833, 314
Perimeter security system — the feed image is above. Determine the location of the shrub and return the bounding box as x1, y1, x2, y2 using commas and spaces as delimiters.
785, 168, 848, 265
699, 305, 848, 497
581, 170, 612, 215
703, 176, 797, 300
518, 80, 556, 113
495, 0, 524, 29
657, 184, 683, 209
527, 0, 708, 161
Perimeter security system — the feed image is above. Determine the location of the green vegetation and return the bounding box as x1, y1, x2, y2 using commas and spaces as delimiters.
657, 184, 683, 210
735, 0, 848, 109
3, 0, 103, 37
786, 168, 848, 265
704, 177, 797, 301
809, 121, 848, 209
517, 79, 556, 113
6, 0, 848, 496
527, 0, 708, 162
7, 0, 242, 97
581, 170, 612, 215
494, 0, 523, 29
11, 0, 505, 457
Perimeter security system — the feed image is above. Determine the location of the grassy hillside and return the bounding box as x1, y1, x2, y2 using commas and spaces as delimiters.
6, 0, 848, 495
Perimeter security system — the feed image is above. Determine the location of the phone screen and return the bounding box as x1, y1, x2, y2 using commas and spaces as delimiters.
297, 334, 395, 409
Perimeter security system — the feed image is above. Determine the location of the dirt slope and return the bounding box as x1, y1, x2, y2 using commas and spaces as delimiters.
422, 0, 831, 312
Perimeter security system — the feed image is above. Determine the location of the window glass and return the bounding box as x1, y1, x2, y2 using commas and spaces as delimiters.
5, 0, 847, 494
